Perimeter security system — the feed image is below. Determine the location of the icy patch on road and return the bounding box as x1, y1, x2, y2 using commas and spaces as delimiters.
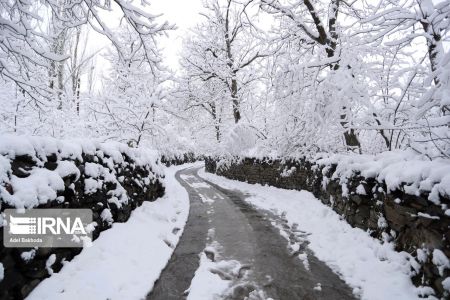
199, 168, 424, 300
27, 163, 196, 300
199, 194, 215, 204
180, 174, 197, 181
190, 181, 211, 189
180, 174, 215, 202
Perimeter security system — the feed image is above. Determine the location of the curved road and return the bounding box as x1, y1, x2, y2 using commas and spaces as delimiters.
148, 167, 355, 300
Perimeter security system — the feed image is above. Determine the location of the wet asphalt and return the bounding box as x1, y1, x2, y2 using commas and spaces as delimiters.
147, 167, 355, 300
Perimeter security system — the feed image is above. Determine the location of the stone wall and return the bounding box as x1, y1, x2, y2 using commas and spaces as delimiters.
205, 157, 450, 297
0, 141, 164, 300
160, 152, 199, 166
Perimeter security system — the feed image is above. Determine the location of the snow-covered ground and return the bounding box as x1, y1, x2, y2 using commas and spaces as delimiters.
198, 169, 427, 300
27, 164, 196, 300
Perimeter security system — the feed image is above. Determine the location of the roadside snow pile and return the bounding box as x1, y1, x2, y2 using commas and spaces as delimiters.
187, 251, 233, 300
187, 232, 268, 300
0, 134, 163, 209
27, 164, 191, 300
315, 149, 450, 205
199, 169, 429, 300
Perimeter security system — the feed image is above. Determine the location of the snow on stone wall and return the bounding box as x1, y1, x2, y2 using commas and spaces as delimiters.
205, 152, 450, 297
160, 152, 199, 166
314, 150, 450, 206
0, 135, 165, 299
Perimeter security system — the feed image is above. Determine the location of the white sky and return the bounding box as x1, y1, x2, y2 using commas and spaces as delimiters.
151, 0, 205, 71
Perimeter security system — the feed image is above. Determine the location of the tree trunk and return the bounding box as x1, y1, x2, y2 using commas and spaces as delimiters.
327, 0, 360, 151
420, 20, 441, 84
231, 76, 240, 123
76, 78, 80, 115
49, 7, 68, 109
340, 109, 361, 152
211, 103, 221, 141
225, 0, 240, 124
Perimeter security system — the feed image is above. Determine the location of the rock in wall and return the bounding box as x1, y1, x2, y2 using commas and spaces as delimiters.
0, 136, 165, 299
205, 156, 450, 297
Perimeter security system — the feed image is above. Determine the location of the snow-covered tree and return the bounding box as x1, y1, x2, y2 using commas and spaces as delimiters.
0, 0, 173, 137
88, 26, 168, 146
180, 0, 268, 125
1, 0, 171, 98
361, 0, 450, 157
258, 0, 368, 153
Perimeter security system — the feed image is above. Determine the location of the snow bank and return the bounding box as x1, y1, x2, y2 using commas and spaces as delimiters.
26, 164, 193, 300
199, 169, 428, 300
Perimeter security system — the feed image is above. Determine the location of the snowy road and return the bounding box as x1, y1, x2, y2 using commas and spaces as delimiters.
148, 166, 354, 300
